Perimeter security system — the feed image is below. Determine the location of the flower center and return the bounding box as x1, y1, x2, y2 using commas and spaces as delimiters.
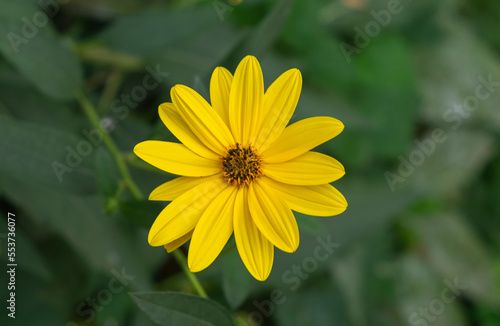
220, 143, 263, 187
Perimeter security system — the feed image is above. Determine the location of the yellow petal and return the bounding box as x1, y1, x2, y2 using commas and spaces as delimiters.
248, 182, 299, 253
234, 187, 274, 281
210, 67, 233, 127
263, 151, 345, 185
134, 141, 220, 177
263, 177, 347, 216
188, 186, 238, 272
164, 230, 193, 253
148, 176, 227, 246
171, 85, 234, 154
159, 103, 218, 160
229, 55, 264, 145
149, 175, 221, 201
255, 69, 302, 152
262, 117, 344, 163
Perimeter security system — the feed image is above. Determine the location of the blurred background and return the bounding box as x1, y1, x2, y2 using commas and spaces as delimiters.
0, 0, 499, 325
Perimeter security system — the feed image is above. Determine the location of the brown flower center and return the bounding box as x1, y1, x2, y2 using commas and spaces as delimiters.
220, 143, 263, 187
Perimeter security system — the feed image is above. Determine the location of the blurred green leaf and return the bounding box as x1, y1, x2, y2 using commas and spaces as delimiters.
113, 116, 153, 152
281, 0, 322, 51
416, 20, 500, 130
0, 215, 51, 280
2, 177, 160, 290
295, 213, 326, 236
93, 292, 131, 326
281, 0, 356, 93
232, 0, 292, 59
0, 61, 83, 132
463, 154, 500, 250
464, 0, 500, 51
325, 177, 420, 246
150, 23, 244, 90
301, 33, 356, 94
120, 200, 163, 228
403, 130, 495, 195
274, 284, 347, 326
98, 8, 219, 57
36, 235, 92, 318
0, 0, 82, 100
132, 306, 162, 326
351, 35, 418, 158
94, 147, 120, 197
331, 247, 367, 326
406, 214, 500, 307
0, 117, 96, 194
130, 291, 235, 326
331, 245, 370, 326
221, 250, 253, 309
394, 253, 468, 326
0, 270, 66, 326
331, 233, 408, 326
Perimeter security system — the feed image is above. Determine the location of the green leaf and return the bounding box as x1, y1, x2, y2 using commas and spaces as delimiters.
233, 0, 293, 59
330, 247, 366, 326
130, 291, 235, 326
0, 0, 82, 100
0, 270, 66, 326
295, 213, 326, 236
351, 35, 418, 158
394, 253, 468, 326
406, 213, 500, 306
463, 0, 500, 51
274, 284, 347, 326
98, 8, 219, 57
93, 292, 132, 326
402, 130, 495, 195
0, 214, 51, 280
325, 177, 420, 246
94, 147, 120, 197
2, 176, 159, 290
416, 20, 500, 130
0, 61, 83, 132
221, 250, 253, 309
281, 0, 323, 51
0, 117, 96, 194
149, 23, 244, 90
120, 200, 163, 229
301, 34, 356, 94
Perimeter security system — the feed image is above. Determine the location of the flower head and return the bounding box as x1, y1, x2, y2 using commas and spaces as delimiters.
134, 55, 347, 281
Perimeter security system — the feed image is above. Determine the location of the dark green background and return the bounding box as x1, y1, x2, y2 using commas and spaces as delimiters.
0, 0, 499, 325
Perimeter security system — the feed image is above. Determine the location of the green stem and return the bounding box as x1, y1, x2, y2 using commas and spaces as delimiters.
172, 250, 208, 298
77, 43, 144, 71
77, 90, 208, 298
98, 70, 124, 113
76, 90, 143, 200
114, 180, 127, 200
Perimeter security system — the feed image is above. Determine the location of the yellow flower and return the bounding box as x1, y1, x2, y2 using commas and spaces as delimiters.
134, 55, 347, 281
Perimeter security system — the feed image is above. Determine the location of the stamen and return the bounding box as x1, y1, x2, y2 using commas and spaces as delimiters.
219, 143, 263, 187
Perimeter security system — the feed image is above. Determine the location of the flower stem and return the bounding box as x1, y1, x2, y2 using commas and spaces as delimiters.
98, 69, 124, 113
76, 90, 143, 200
172, 249, 208, 298
76, 90, 208, 298
77, 43, 144, 71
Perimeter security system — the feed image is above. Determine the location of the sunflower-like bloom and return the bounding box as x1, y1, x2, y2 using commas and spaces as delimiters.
134, 56, 347, 281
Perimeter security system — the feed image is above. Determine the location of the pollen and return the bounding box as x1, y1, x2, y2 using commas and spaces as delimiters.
220, 143, 263, 187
